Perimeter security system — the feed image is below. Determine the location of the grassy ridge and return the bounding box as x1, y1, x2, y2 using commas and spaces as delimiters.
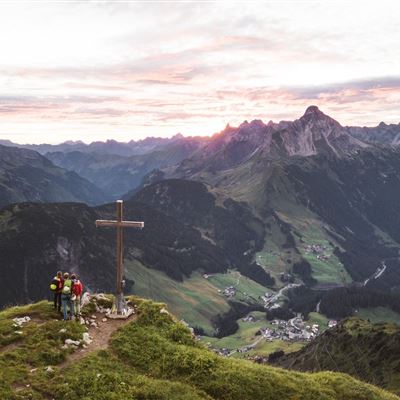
0, 299, 398, 400
275, 318, 400, 395
355, 307, 400, 326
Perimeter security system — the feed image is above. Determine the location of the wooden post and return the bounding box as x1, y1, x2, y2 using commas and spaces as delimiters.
95, 200, 144, 315
116, 200, 123, 313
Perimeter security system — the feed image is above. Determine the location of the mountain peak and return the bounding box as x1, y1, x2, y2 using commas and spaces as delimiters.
304, 105, 323, 116
301, 105, 342, 128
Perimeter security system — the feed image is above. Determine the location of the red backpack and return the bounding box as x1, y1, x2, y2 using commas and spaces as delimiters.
72, 280, 83, 296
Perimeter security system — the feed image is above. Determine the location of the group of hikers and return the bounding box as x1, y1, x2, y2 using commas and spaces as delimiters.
50, 271, 84, 321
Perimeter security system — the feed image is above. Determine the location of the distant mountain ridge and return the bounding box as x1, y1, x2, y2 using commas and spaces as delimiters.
0, 145, 108, 207
2, 106, 398, 159
0, 133, 209, 157
45, 136, 207, 198
347, 122, 400, 146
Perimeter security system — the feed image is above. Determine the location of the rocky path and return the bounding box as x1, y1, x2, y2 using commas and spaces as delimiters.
10, 311, 135, 398
59, 312, 136, 369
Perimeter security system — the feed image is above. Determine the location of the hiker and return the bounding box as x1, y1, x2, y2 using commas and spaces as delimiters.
61, 272, 75, 321
50, 271, 64, 313
71, 274, 83, 317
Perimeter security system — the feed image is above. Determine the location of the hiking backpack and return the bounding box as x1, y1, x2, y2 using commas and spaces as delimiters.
50, 278, 59, 292
62, 279, 72, 295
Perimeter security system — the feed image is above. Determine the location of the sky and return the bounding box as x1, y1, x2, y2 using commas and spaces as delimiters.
0, 1, 399, 144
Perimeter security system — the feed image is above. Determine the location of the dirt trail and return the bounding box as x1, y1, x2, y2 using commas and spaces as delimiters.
0, 340, 23, 354
59, 312, 136, 369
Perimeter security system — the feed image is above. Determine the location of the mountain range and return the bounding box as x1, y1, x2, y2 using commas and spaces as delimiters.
1, 105, 400, 337
0, 133, 203, 156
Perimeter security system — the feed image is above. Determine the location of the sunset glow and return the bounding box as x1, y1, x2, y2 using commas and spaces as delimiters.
0, 1, 399, 143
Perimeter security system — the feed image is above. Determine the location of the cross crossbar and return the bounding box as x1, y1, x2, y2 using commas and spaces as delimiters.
95, 220, 144, 228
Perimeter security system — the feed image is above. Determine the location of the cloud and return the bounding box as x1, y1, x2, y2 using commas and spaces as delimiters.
0, 2, 399, 143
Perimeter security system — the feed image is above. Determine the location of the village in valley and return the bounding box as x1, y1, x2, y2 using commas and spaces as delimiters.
205, 307, 338, 358
200, 272, 338, 358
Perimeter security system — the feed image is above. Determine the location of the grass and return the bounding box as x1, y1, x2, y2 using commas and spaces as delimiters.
355, 307, 400, 326
290, 218, 352, 285
255, 212, 352, 287
0, 302, 86, 399
207, 271, 269, 304
203, 311, 268, 350
0, 300, 59, 321
255, 218, 297, 286
0, 299, 398, 400
125, 260, 230, 334
242, 340, 305, 358
307, 312, 329, 330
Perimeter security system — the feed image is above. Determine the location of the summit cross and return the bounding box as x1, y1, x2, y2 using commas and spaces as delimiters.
95, 200, 144, 314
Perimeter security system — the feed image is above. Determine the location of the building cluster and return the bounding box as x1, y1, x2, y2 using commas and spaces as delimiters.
220, 286, 236, 298
207, 314, 340, 358
304, 244, 331, 260
242, 315, 256, 323
328, 319, 338, 328
263, 317, 319, 342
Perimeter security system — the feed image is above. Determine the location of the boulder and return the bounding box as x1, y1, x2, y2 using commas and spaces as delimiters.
80, 292, 91, 308
82, 332, 92, 345
13, 316, 31, 326
65, 339, 80, 347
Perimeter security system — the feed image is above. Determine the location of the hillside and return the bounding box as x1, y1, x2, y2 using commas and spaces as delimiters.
0, 200, 235, 309
0, 298, 398, 400
0, 145, 107, 207
137, 146, 400, 291
260, 147, 400, 289
273, 318, 400, 395
133, 179, 273, 286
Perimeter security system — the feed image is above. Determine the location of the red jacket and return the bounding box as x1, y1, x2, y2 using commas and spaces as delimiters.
56, 277, 64, 293
72, 280, 83, 296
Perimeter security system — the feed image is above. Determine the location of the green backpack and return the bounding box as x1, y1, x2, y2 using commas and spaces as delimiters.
62, 279, 72, 295
50, 277, 59, 292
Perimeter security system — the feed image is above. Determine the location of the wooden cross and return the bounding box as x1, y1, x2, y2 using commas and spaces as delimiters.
95, 200, 144, 314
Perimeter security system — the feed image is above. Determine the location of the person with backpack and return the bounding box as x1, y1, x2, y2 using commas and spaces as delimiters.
50, 271, 64, 313
70, 274, 83, 317
61, 272, 75, 321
